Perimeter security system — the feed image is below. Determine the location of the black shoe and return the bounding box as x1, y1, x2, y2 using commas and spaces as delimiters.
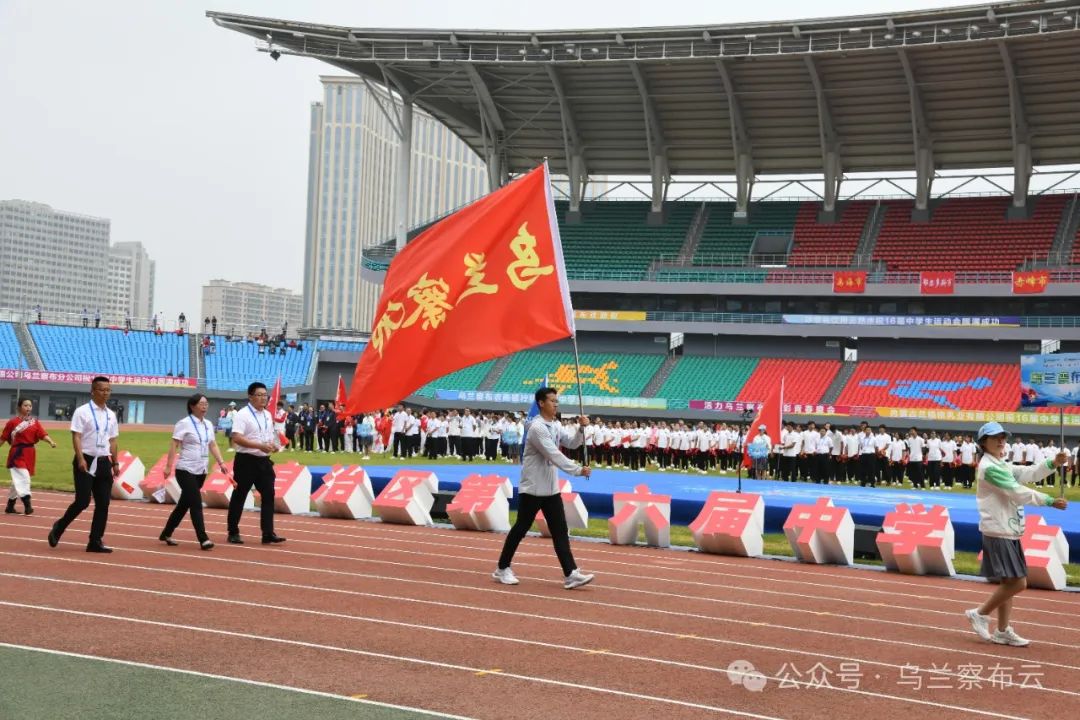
200, 539, 215, 551
47, 526, 59, 548
227, 534, 244, 544
261, 535, 286, 544
21, 496, 32, 516
159, 533, 179, 547
86, 543, 114, 554
4, 499, 16, 514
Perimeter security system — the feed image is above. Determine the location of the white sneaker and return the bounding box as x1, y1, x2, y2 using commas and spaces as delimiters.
564, 569, 595, 590
965, 608, 992, 641
992, 627, 1030, 647
492, 567, 519, 585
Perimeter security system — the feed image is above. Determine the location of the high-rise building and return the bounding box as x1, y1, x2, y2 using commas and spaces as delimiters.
106, 241, 155, 324
303, 76, 489, 331
201, 279, 303, 337
0, 200, 110, 320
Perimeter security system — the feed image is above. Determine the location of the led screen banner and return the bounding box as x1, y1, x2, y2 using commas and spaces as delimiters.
1020, 353, 1080, 408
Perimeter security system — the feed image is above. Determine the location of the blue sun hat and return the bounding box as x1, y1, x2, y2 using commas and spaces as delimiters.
976, 421, 1010, 442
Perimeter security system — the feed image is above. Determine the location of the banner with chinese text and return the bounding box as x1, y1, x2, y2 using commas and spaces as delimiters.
1020, 352, 1080, 407
919, 271, 955, 295
832, 271, 866, 294
1012, 270, 1050, 294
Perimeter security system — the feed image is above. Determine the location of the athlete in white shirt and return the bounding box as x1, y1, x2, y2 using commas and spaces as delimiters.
905, 428, 926, 489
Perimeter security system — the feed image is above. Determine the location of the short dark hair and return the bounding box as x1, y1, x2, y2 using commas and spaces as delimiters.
535, 386, 557, 404
91, 376, 110, 387
186, 393, 207, 414
247, 381, 267, 396
16, 397, 31, 408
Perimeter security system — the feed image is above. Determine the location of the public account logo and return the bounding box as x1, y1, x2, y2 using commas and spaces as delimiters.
858, 377, 993, 410
727, 660, 768, 692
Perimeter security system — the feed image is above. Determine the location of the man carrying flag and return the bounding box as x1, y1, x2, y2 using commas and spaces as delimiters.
345, 161, 593, 588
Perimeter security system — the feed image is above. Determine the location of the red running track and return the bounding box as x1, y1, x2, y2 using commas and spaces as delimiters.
1, 490, 1078, 719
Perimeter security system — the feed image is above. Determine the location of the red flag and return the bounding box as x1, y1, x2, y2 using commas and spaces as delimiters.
832, 271, 866, 294
1012, 270, 1049, 294
267, 376, 288, 446
335, 375, 347, 408
743, 378, 783, 469
347, 162, 574, 413
919, 271, 955, 295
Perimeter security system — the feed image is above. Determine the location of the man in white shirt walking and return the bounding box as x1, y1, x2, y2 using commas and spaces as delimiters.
48, 376, 120, 553
227, 382, 285, 545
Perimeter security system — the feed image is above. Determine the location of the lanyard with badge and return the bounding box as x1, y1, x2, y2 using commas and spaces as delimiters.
189, 414, 209, 458
91, 405, 110, 452
248, 404, 267, 443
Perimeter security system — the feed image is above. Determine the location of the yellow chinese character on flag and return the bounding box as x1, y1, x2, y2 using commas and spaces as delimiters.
459, 252, 499, 302
371, 301, 408, 356
507, 222, 554, 290
404, 273, 453, 330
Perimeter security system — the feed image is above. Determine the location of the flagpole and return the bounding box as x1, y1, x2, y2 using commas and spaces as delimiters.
571, 334, 588, 467
1060, 406, 1067, 499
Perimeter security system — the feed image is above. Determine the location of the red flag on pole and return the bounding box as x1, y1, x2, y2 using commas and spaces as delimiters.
267, 376, 288, 446
335, 375, 347, 408
347, 162, 575, 413
743, 378, 783, 468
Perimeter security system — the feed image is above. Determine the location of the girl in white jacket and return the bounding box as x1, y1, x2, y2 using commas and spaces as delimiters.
964, 422, 1068, 647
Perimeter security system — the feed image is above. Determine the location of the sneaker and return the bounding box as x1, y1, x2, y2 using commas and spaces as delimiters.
992, 627, 1030, 647
965, 608, 992, 641
564, 569, 595, 590
492, 567, 519, 585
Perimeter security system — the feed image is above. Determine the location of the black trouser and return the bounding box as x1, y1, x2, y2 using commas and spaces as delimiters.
302, 430, 314, 452
908, 461, 925, 489
927, 460, 942, 487
890, 462, 905, 485
449, 436, 459, 456
227, 454, 275, 538
330, 428, 342, 452
498, 492, 576, 576
54, 455, 113, 545
942, 463, 955, 488
858, 454, 877, 487
779, 455, 794, 481
959, 464, 974, 489
392, 431, 405, 457
815, 454, 830, 483
484, 438, 499, 461
162, 470, 208, 542
877, 456, 889, 484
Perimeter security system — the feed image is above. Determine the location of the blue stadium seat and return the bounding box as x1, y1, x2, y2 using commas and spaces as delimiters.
317, 340, 368, 353
29, 325, 188, 376
0, 323, 29, 369
203, 335, 315, 391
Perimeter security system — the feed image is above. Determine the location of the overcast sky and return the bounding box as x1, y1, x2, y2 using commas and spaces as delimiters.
1, 0, 979, 323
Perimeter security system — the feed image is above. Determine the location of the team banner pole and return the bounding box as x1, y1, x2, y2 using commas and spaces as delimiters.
571, 334, 588, 468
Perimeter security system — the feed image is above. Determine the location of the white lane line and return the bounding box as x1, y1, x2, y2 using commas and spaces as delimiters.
11, 513, 1079, 631
0, 600, 790, 720
3, 546, 1079, 680
0, 569, 1069, 708
0, 641, 476, 719
26, 495, 1079, 608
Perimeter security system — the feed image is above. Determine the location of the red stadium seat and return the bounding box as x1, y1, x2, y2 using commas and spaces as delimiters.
788, 202, 871, 267
835, 361, 1019, 411
737, 358, 841, 406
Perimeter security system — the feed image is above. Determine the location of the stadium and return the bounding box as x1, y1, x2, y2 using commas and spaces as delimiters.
2, 2, 1080, 719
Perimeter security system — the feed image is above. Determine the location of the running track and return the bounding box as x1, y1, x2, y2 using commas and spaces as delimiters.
1, 490, 1078, 719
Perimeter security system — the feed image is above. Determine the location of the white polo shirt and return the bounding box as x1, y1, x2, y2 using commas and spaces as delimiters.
71, 402, 119, 456
232, 404, 274, 457
172, 415, 217, 474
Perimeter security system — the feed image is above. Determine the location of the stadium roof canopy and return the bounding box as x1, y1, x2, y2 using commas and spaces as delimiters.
208, 1, 1080, 214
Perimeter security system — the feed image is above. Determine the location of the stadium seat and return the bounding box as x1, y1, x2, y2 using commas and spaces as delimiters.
29, 325, 188, 377
416, 360, 496, 398
556, 200, 696, 278
694, 201, 800, 261
493, 351, 665, 397
834, 361, 1019, 411
788, 201, 871, 266
737, 358, 841, 406
872, 195, 1066, 272
657, 356, 760, 403
203, 335, 314, 391
0, 323, 28, 369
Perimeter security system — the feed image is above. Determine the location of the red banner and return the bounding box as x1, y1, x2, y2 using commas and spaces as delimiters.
1012, 270, 1050, 294
919, 271, 955, 295
347, 163, 574, 413
832, 271, 866, 294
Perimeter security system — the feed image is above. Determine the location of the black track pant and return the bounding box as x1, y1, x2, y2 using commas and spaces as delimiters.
498, 493, 576, 576
162, 470, 208, 542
